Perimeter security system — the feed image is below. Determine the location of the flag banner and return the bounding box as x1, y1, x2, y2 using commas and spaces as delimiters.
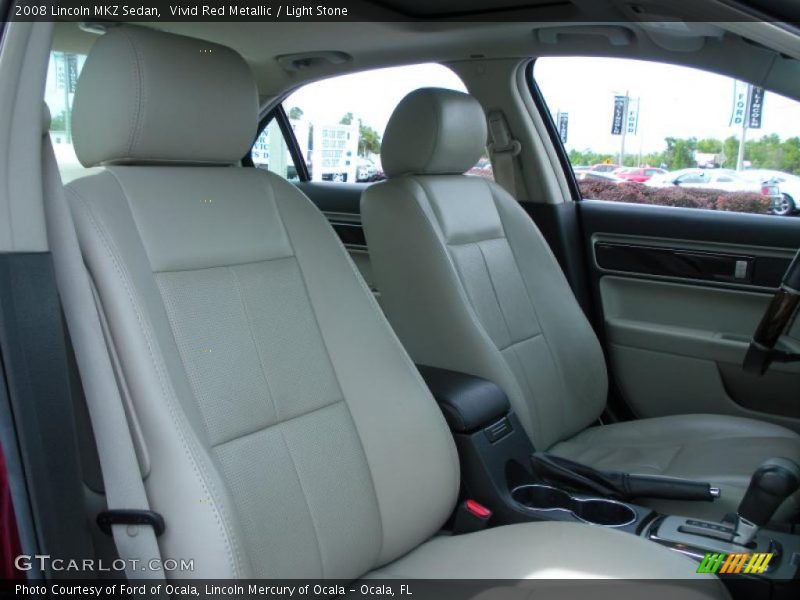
611, 95, 627, 135
730, 80, 749, 126
558, 112, 568, 144
748, 86, 765, 129
626, 98, 639, 135
54, 52, 66, 91
66, 54, 79, 93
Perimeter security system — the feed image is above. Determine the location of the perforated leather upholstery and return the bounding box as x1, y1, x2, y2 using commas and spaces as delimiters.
362, 88, 800, 522
64, 27, 730, 585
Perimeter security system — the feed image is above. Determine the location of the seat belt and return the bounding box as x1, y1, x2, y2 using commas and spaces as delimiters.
487, 110, 522, 198
40, 115, 166, 583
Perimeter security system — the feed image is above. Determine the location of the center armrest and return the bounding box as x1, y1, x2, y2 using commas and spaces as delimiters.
416, 365, 510, 433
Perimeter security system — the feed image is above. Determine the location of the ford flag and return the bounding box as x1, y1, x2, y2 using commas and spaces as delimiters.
611, 95, 627, 135
558, 112, 569, 144
730, 80, 749, 126
626, 98, 639, 135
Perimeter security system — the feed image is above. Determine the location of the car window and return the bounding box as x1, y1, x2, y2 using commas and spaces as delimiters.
251, 118, 301, 181
677, 173, 707, 184
534, 57, 800, 216
43, 51, 101, 183
253, 63, 493, 183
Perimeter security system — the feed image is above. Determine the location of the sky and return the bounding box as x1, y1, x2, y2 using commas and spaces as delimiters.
284, 57, 800, 157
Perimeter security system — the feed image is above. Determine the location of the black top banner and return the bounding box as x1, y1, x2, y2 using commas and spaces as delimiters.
748, 85, 765, 129
8, 0, 800, 22
610, 95, 627, 136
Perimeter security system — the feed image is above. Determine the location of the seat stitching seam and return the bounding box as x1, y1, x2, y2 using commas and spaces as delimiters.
154, 253, 295, 275
211, 399, 345, 450
119, 29, 144, 157
476, 241, 515, 354
67, 185, 243, 577
446, 235, 506, 246
489, 185, 572, 440
269, 177, 386, 565
227, 265, 283, 422
497, 331, 544, 353
406, 176, 530, 452
279, 427, 327, 577
504, 343, 544, 449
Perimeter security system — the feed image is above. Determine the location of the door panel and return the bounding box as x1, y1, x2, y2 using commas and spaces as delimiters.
580, 200, 800, 432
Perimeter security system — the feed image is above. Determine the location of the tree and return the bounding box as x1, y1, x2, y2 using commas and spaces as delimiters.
664, 136, 697, 170
567, 148, 615, 166
357, 120, 381, 156
288, 106, 304, 120
339, 112, 354, 125
722, 136, 739, 169
697, 138, 723, 153
780, 137, 800, 174
50, 110, 67, 131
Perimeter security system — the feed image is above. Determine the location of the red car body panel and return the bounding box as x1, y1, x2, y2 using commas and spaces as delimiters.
616, 168, 666, 183
1, 446, 23, 581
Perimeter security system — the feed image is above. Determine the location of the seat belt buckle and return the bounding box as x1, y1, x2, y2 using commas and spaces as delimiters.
452, 499, 492, 535
97, 509, 166, 536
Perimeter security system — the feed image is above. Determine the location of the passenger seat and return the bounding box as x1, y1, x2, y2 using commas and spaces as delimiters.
361, 88, 800, 523
63, 26, 728, 585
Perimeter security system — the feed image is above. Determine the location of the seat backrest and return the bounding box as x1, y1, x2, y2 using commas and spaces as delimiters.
362, 88, 608, 450
66, 27, 458, 579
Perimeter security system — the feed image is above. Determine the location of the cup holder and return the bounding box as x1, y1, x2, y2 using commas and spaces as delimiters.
511, 484, 636, 527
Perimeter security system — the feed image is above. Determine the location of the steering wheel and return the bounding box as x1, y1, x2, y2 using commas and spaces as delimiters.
743, 249, 800, 375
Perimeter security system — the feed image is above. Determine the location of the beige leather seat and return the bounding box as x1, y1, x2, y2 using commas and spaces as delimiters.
61, 27, 732, 584
361, 88, 800, 523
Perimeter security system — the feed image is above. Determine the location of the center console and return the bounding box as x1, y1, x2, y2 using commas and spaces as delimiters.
418, 364, 800, 591
418, 365, 656, 533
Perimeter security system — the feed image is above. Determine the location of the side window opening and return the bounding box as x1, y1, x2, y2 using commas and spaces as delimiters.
44, 51, 101, 183
251, 63, 493, 184
534, 57, 800, 217
251, 117, 301, 181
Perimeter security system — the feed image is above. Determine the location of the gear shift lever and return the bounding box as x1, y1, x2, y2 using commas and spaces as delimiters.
734, 457, 800, 545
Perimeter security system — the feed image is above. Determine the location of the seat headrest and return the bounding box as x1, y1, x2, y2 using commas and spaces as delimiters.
72, 27, 258, 167
381, 88, 487, 177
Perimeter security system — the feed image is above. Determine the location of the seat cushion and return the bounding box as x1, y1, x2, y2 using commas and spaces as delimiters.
369, 522, 727, 585
550, 414, 800, 522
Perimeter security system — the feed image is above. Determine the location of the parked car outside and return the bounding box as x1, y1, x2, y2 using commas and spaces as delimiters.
575, 170, 625, 183
356, 158, 377, 182
646, 168, 781, 204
591, 163, 620, 173
615, 166, 668, 183
740, 169, 800, 216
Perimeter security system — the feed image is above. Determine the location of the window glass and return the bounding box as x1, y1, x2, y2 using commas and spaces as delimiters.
251, 119, 299, 180
44, 51, 100, 183
535, 57, 800, 217
253, 64, 493, 183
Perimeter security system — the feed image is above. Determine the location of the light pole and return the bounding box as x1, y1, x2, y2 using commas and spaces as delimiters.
618, 91, 629, 166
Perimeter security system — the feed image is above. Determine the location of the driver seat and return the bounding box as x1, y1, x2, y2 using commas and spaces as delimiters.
361, 88, 800, 522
